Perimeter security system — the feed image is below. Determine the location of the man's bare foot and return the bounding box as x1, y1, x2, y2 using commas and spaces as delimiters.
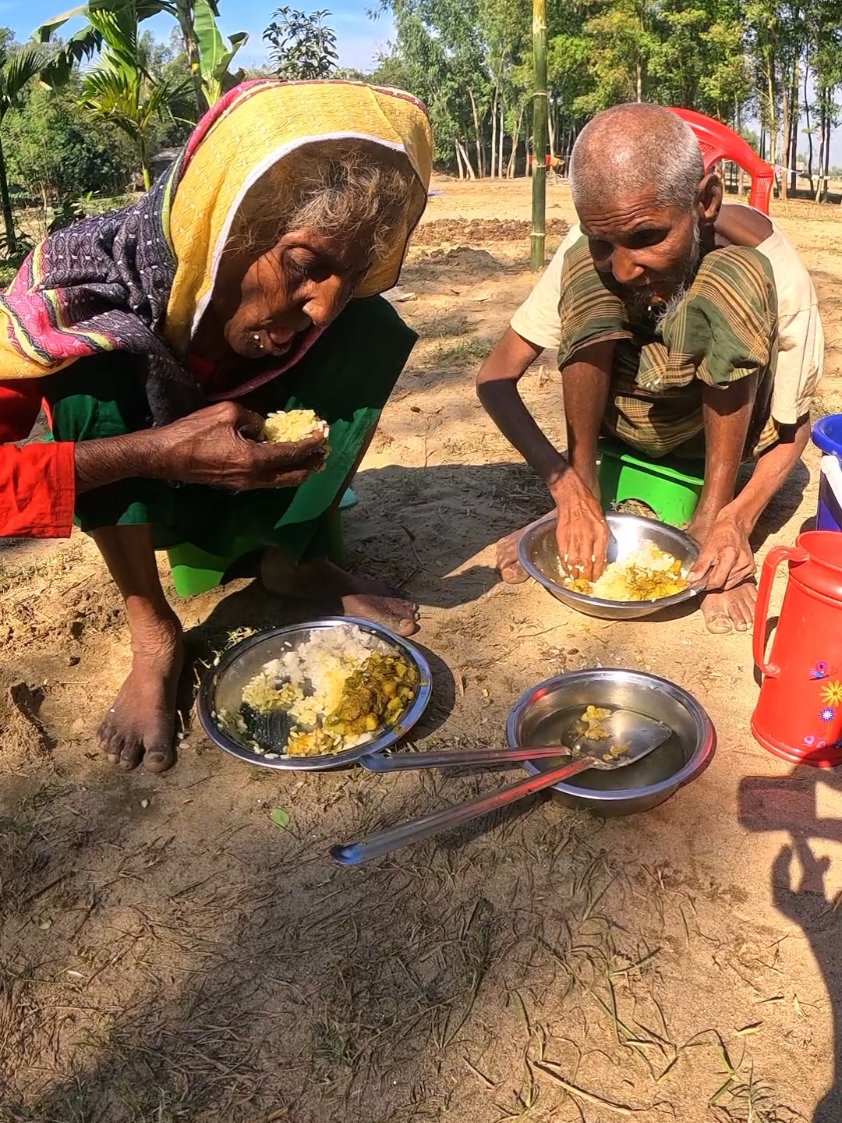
700, 579, 757, 635
261, 552, 420, 637
98, 614, 184, 772
496, 526, 531, 584
497, 508, 560, 584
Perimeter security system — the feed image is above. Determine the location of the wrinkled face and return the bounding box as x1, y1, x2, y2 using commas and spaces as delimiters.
578, 188, 702, 309
213, 228, 375, 360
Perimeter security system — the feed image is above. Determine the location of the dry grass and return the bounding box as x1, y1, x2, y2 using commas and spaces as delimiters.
1, 188, 838, 1123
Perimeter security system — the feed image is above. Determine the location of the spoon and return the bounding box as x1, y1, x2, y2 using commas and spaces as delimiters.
360, 709, 672, 773
331, 721, 673, 866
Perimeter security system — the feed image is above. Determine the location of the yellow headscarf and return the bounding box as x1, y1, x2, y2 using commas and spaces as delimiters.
165, 80, 433, 356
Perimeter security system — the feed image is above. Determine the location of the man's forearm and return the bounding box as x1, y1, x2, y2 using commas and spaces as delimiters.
561, 342, 614, 490
477, 378, 570, 488
726, 418, 811, 532
694, 374, 758, 523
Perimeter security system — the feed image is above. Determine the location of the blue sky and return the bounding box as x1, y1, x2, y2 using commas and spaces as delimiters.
0, 0, 396, 72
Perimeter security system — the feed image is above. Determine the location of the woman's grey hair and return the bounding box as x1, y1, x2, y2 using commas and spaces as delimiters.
231, 141, 421, 267
570, 103, 706, 215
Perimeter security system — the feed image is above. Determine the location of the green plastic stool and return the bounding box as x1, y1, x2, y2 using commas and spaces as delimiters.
167, 487, 359, 598
598, 439, 704, 527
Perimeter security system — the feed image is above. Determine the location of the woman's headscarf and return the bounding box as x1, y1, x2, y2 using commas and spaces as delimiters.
0, 80, 432, 424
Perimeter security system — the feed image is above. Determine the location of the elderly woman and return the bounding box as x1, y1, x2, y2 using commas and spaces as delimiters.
0, 79, 432, 773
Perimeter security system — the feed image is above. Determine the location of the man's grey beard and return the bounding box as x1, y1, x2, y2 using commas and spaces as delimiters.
627, 218, 702, 329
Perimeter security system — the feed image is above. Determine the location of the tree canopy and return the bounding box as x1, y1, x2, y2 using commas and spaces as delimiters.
369, 0, 842, 197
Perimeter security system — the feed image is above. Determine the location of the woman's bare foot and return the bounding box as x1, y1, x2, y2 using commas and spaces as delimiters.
261, 551, 420, 636
700, 579, 757, 634
98, 614, 184, 772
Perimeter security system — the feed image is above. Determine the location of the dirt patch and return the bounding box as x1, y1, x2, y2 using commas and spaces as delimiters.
412, 216, 570, 246
1, 176, 842, 1123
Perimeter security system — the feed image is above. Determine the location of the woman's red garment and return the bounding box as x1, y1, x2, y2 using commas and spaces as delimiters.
0, 379, 76, 538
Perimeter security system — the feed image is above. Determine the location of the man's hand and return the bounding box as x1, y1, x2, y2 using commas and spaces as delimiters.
687, 511, 755, 591
75, 402, 327, 494
550, 470, 611, 583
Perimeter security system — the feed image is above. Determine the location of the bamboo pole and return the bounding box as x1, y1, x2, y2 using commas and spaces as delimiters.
530, 0, 548, 271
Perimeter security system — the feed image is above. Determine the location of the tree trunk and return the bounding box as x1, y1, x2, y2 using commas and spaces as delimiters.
788, 54, 800, 197
815, 102, 828, 202
455, 141, 464, 180
508, 101, 525, 178
735, 101, 745, 199
766, 62, 778, 169
804, 65, 814, 195
468, 89, 483, 178
490, 85, 498, 180
530, 0, 548, 270
636, 60, 643, 102
498, 101, 505, 178
456, 139, 476, 180
0, 132, 17, 255
780, 66, 790, 201
823, 110, 831, 202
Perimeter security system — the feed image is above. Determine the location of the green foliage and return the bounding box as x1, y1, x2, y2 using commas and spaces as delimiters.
0, 38, 47, 254
191, 0, 247, 105
81, 0, 189, 189
36, 0, 247, 116
3, 80, 136, 200
371, 0, 842, 195
263, 7, 338, 80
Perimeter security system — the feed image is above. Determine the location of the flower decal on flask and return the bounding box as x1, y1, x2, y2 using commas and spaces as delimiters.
822, 681, 842, 707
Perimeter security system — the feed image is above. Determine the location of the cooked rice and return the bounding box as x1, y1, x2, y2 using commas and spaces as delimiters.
565, 542, 688, 602
240, 625, 395, 755
262, 409, 329, 444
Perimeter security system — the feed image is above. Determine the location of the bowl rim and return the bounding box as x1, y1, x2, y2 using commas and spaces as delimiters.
506, 667, 716, 801
197, 616, 433, 771
517, 511, 700, 612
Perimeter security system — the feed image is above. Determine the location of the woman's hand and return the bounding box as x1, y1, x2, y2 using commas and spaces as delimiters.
550, 470, 611, 583
154, 402, 327, 489
75, 402, 327, 493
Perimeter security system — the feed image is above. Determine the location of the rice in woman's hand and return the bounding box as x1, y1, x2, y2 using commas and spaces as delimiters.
239, 624, 419, 757
262, 408, 329, 444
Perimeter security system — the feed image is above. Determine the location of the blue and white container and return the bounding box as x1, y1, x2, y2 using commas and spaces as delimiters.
812, 415, 842, 532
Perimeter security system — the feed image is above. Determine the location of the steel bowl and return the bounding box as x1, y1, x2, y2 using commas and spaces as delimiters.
507, 668, 715, 816
198, 617, 432, 771
517, 511, 700, 620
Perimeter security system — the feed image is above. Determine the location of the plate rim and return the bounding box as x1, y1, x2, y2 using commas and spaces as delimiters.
197, 616, 433, 771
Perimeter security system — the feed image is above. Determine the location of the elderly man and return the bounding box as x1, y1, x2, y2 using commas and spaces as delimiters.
478, 102, 823, 634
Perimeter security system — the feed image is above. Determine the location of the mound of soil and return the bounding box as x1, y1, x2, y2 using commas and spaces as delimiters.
413, 217, 570, 246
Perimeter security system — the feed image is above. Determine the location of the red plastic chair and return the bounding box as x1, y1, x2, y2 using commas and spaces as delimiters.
669, 107, 774, 215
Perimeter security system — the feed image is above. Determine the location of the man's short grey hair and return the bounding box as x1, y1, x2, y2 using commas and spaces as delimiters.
569, 103, 706, 215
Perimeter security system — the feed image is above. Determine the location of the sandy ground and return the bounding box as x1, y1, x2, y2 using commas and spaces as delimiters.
3, 178, 842, 1123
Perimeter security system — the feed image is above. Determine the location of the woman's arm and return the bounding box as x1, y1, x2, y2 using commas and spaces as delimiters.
2, 386, 333, 540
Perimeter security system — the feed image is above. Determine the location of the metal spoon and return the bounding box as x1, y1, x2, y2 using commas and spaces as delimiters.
331, 723, 673, 865
360, 709, 672, 773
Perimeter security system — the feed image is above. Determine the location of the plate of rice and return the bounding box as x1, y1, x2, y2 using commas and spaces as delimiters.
198, 618, 432, 770
518, 512, 700, 621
